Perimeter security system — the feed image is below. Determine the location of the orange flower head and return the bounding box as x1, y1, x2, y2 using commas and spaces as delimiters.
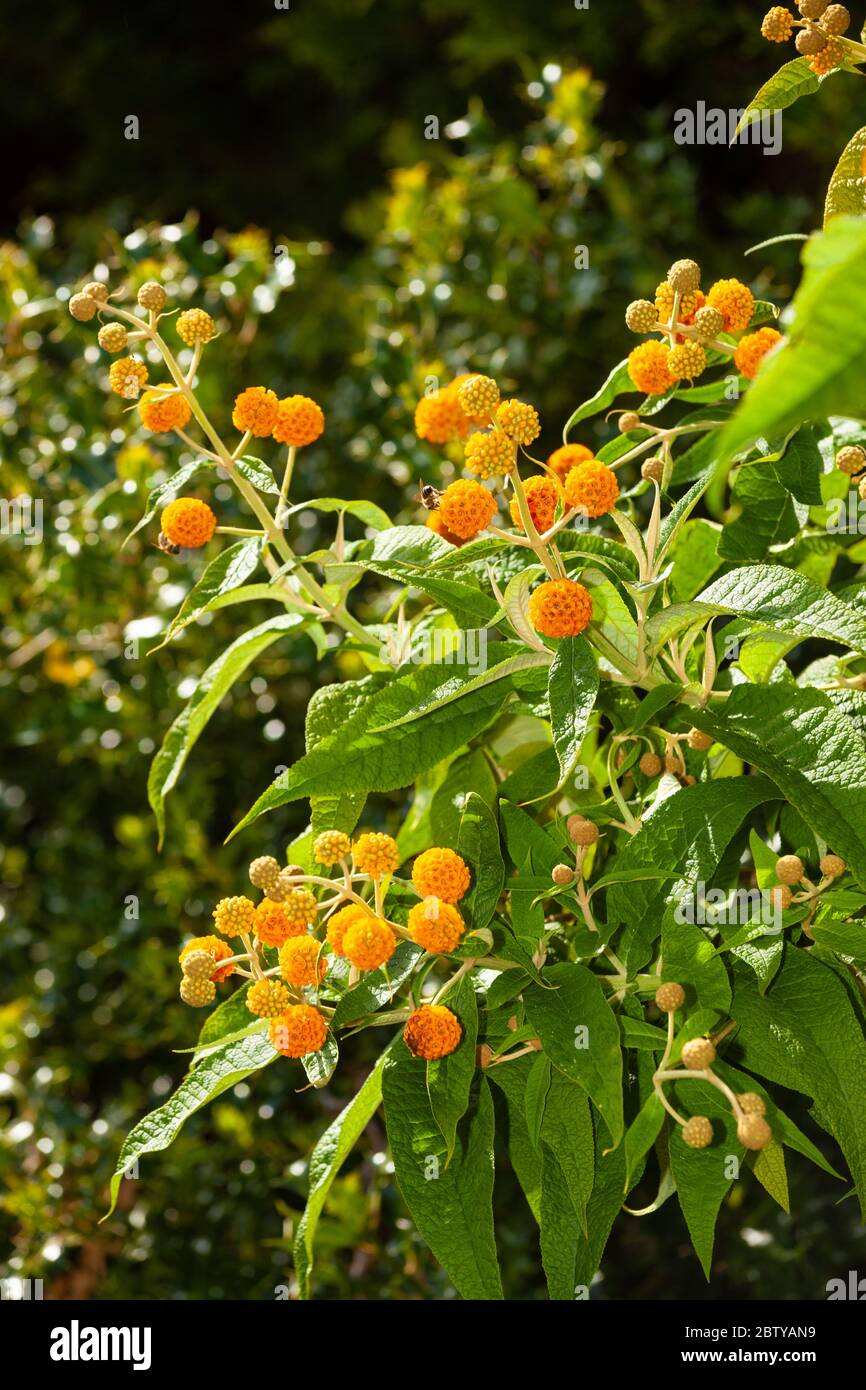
279, 934, 327, 988
528, 578, 593, 639
353, 832, 400, 878
563, 459, 619, 517
404, 1004, 463, 1059
254, 898, 307, 948
761, 7, 795, 41
654, 282, 700, 325
408, 898, 465, 953
734, 328, 782, 380
326, 904, 373, 957
496, 398, 541, 446
809, 35, 844, 73
176, 308, 216, 346
456, 374, 500, 423
510, 475, 560, 533
706, 279, 755, 333
437, 479, 498, 539
411, 847, 471, 903
269, 1005, 328, 1058
426, 511, 466, 547
246, 978, 292, 1018
546, 443, 594, 484
232, 386, 280, 437
138, 385, 192, 434
414, 390, 469, 445
464, 430, 517, 480
667, 341, 707, 381
212, 895, 257, 937
108, 357, 149, 399
342, 916, 397, 971
179, 935, 235, 983
627, 341, 676, 396
160, 498, 217, 549
272, 394, 325, 447
279, 888, 319, 929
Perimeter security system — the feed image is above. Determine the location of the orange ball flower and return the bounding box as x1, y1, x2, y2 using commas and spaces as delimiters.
246, 978, 291, 1018
528, 578, 593, 639
138, 385, 192, 434
408, 899, 465, 953
546, 443, 594, 485
464, 430, 516, 480
353, 832, 400, 878
496, 399, 541, 446
232, 386, 280, 437
212, 895, 257, 937
108, 357, 149, 399
269, 1005, 328, 1058
411, 847, 471, 903
627, 341, 676, 396
563, 460, 619, 517
326, 904, 373, 957
510, 475, 560, 533
279, 935, 327, 988
272, 395, 325, 447
734, 327, 782, 380
176, 308, 216, 346
179, 935, 235, 983
437, 479, 498, 539
706, 279, 755, 333
342, 916, 397, 971
456, 374, 500, 423
414, 390, 469, 445
161, 498, 217, 549
254, 899, 307, 948
426, 512, 466, 547
404, 1004, 463, 1059
313, 830, 352, 866
809, 36, 844, 75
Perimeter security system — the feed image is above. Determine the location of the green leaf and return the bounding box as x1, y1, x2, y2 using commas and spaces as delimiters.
668, 1079, 745, 1278
624, 1091, 666, 1191
123, 458, 211, 545
563, 358, 632, 436
427, 975, 479, 1162
294, 1044, 392, 1299
690, 685, 866, 888
331, 941, 423, 1029
284, 496, 392, 531
547, 636, 599, 780
809, 919, 866, 960
733, 59, 820, 140
731, 948, 866, 1216
456, 793, 505, 932
195, 983, 252, 1048
719, 217, 866, 462
523, 962, 624, 1143
367, 648, 550, 733
103, 1032, 277, 1219
541, 1073, 595, 1231
607, 776, 779, 971
154, 537, 264, 648
383, 1060, 503, 1299
752, 1140, 790, 1214
154, 583, 286, 650
825, 125, 866, 225
486, 1056, 543, 1222
573, 1120, 627, 1292
230, 658, 513, 838
236, 455, 280, 494
301, 1033, 339, 1089
430, 751, 497, 847
364, 558, 500, 628
524, 1051, 552, 1150
148, 614, 305, 847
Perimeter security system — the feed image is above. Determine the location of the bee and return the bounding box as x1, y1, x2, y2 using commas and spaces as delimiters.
155, 531, 182, 556
418, 482, 442, 511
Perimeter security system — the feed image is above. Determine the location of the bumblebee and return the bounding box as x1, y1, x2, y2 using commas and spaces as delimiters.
418, 482, 442, 511
156, 530, 182, 556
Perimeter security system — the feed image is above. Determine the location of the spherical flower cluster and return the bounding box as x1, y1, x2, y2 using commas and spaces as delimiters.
179, 935, 235, 983
411, 847, 471, 903
279, 888, 319, 928
326, 904, 372, 957
181, 949, 217, 981
759, 0, 849, 72
342, 916, 397, 971
655, 982, 686, 1012
176, 308, 216, 346
180, 976, 215, 1007
249, 855, 281, 892
528, 578, 593, 638
161, 498, 217, 549
464, 430, 517, 479
246, 978, 292, 1018
232, 386, 280, 437
510, 476, 559, 534
734, 328, 782, 380
666, 258, 702, 293
625, 299, 658, 334
272, 395, 325, 447
836, 445, 866, 476
408, 899, 465, 953
108, 357, 149, 399
69, 292, 99, 322
682, 1115, 713, 1149
546, 443, 594, 484
254, 898, 306, 948
563, 460, 619, 518
776, 854, 805, 885
213, 895, 257, 937
761, 7, 795, 41
706, 279, 754, 333
269, 1005, 328, 1058
98, 323, 128, 353
404, 1004, 462, 1059
279, 935, 327, 987
137, 281, 167, 312
496, 399, 541, 446
655, 283, 700, 325
457, 374, 500, 422
425, 511, 466, 547
138, 385, 192, 434
437, 480, 498, 539
667, 340, 707, 381
353, 832, 400, 878
627, 341, 676, 396
414, 386, 470, 444
692, 305, 724, 342
313, 829, 352, 866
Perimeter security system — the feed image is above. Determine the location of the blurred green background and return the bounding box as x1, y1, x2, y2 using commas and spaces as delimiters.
2, 0, 865, 1299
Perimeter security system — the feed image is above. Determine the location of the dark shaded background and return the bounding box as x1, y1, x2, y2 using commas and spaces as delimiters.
2, 0, 865, 1301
